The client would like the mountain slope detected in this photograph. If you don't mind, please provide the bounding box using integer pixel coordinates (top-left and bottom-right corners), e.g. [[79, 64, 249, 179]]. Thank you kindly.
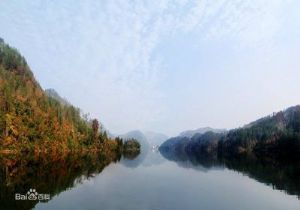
[[220, 106, 300, 159], [160, 106, 300, 161], [0, 39, 116, 153]]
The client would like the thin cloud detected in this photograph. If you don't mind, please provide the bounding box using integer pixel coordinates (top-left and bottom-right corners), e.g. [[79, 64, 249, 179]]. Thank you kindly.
[[0, 0, 293, 135]]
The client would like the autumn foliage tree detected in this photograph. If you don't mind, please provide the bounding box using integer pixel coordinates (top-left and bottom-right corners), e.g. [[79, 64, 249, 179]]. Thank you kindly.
[[92, 119, 99, 143], [0, 39, 107, 153], [0, 38, 141, 160]]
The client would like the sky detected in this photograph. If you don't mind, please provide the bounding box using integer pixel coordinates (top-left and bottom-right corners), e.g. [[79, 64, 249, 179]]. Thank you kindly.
[[0, 0, 300, 136]]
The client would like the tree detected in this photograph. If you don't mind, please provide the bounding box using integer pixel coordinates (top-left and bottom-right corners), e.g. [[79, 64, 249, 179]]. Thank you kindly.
[[92, 119, 99, 142]]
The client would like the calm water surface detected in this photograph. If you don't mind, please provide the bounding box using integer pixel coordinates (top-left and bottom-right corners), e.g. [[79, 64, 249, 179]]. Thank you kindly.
[[32, 151, 300, 210]]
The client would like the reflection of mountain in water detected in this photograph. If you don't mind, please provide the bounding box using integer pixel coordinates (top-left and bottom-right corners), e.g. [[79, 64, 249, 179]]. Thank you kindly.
[[0, 150, 141, 210], [119, 130, 150, 168], [141, 150, 166, 167], [159, 145, 223, 172], [119, 130, 168, 168], [159, 148, 300, 197]]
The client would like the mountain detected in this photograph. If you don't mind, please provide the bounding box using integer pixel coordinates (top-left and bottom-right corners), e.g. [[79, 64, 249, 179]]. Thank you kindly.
[[119, 130, 150, 155], [119, 130, 168, 146], [120, 130, 148, 144], [0, 38, 120, 154], [160, 106, 300, 161], [118, 130, 149, 168], [180, 127, 226, 138], [220, 105, 300, 159], [144, 131, 168, 146], [161, 127, 225, 156], [118, 130, 168, 167]]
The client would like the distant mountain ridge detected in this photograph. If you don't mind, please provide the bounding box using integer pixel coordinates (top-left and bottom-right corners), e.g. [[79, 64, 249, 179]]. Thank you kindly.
[[179, 127, 226, 138], [160, 105, 300, 161], [144, 131, 168, 146], [119, 130, 148, 143], [119, 130, 168, 146]]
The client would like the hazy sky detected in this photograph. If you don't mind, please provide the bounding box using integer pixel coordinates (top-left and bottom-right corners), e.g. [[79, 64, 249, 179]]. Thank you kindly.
[[1, 0, 300, 136]]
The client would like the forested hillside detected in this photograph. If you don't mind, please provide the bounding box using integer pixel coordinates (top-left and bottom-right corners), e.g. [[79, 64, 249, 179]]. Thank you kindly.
[[160, 106, 300, 161], [0, 38, 125, 155], [219, 106, 300, 160]]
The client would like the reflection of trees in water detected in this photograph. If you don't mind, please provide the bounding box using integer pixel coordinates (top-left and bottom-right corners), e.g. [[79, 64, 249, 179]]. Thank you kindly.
[[159, 146, 222, 170], [120, 144, 149, 168], [123, 149, 140, 160], [220, 156, 300, 199], [0, 152, 122, 210], [159, 149, 300, 198]]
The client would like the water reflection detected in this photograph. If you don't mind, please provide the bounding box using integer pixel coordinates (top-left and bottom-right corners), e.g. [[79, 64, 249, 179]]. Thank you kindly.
[[120, 145, 165, 168], [1, 148, 299, 210], [159, 148, 300, 198], [0, 150, 140, 210]]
